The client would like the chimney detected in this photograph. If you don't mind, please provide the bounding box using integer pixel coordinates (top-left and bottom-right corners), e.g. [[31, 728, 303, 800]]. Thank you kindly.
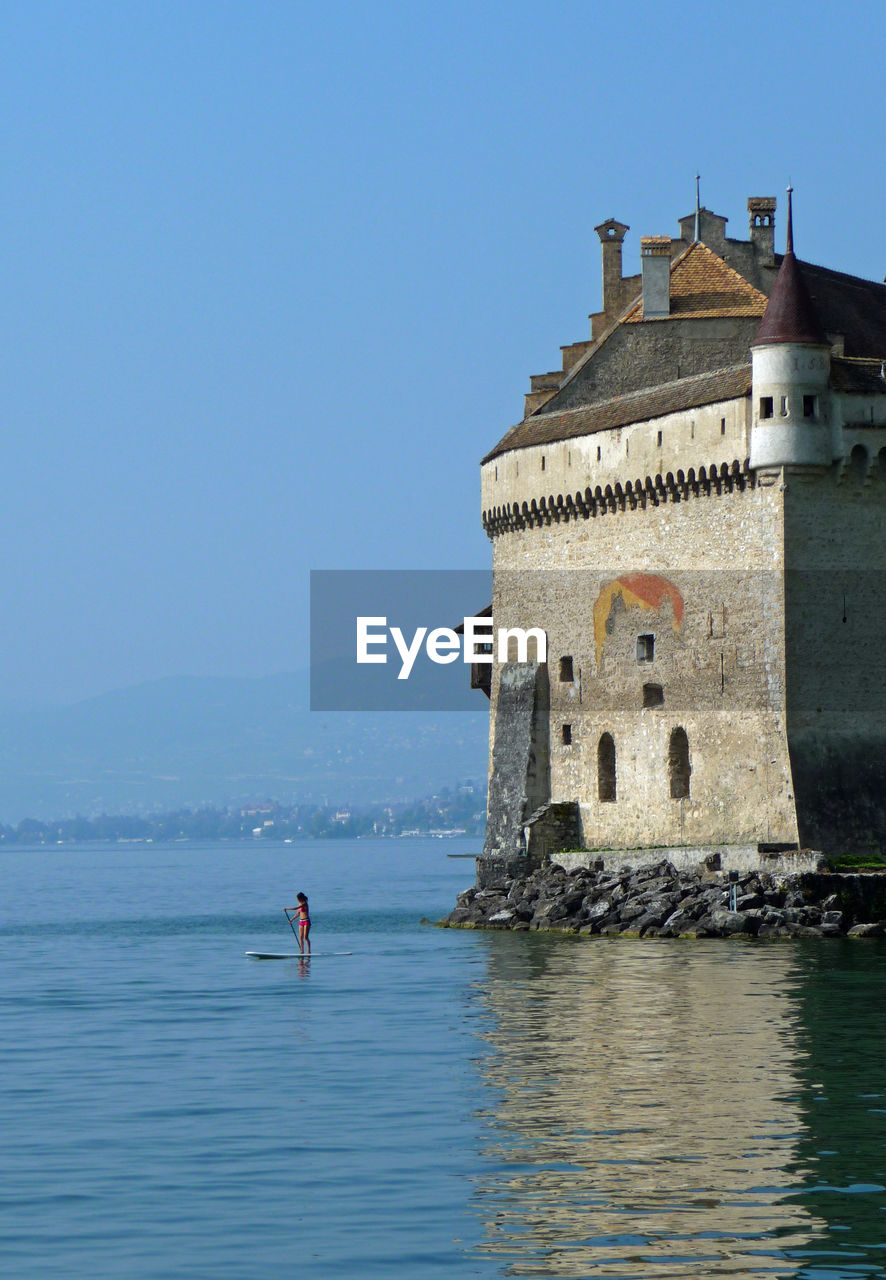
[[595, 218, 629, 315], [748, 196, 776, 261], [641, 236, 671, 319]]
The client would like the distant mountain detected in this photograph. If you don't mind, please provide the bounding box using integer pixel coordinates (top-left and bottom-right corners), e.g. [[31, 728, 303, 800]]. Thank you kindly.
[[0, 673, 489, 822]]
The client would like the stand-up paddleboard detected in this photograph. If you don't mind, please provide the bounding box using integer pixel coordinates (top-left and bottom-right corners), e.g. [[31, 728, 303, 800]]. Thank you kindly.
[[245, 951, 352, 960]]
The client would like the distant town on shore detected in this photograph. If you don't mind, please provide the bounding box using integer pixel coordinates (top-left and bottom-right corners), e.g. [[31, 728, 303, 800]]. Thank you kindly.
[[0, 782, 486, 845]]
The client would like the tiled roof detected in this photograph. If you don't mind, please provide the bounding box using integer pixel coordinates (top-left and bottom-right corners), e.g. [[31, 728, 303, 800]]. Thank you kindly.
[[483, 365, 751, 462], [623, 242, 768, 322], [753, 250, 827, 346], [831, 357, 886, 393], [796, 260, 886, 358]]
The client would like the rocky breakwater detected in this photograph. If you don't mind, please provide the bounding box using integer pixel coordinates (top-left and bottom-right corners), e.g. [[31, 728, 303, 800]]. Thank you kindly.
[[440, 860, 886, 939]]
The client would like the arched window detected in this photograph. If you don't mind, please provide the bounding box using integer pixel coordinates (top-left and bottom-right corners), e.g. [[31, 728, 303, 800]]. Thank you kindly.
[[598, 733, 616, 802], [669, 727, 691, 799], [850, 444, 868, 483]]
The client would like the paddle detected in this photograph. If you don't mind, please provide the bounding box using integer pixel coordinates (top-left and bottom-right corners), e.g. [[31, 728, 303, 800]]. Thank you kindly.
[[283, 907, 299, 942]]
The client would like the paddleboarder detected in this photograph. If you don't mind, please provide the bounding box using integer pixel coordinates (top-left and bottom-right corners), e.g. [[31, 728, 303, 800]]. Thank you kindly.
[[284, 892, 311, 955]]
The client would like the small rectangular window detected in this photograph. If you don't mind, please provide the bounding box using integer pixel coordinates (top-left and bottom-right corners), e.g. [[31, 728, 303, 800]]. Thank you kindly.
[[642, 682, 664, 708], [760, 396, 774, 419], [636, 634, 655, 663], [803, 395, 816, 418], [559, 655, 574, 682], [561, 723, 572, 746]]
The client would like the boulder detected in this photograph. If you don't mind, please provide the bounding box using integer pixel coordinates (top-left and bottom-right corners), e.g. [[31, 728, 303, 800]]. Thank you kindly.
[[661, 907, 696, 935], [710, 909, 754, 935], [546, 891, 586, 920], [584, 899, 612, 923], [848, 922, 884, 938]]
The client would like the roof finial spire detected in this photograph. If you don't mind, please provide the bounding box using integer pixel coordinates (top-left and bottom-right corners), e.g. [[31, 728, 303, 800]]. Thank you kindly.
[[694, 172, 701, 242], [786, 183, 794, 255]]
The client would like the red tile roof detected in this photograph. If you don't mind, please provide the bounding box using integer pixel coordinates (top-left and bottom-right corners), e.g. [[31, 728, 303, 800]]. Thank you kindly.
[[624, 242, 768, 322]]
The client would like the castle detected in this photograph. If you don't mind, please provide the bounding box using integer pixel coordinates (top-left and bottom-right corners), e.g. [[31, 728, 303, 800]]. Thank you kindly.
[[478, 190, 886, 880]]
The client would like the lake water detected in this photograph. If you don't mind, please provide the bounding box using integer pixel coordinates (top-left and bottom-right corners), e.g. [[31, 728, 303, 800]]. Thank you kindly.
[[2, 838, 886, 1278]]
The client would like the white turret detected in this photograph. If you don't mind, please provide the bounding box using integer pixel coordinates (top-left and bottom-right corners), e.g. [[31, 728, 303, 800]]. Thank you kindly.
[[749, 189, 832, 469]]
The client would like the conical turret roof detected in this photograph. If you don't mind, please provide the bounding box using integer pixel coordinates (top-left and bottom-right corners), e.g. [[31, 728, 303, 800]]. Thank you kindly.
[[753, 189, 828, 347]]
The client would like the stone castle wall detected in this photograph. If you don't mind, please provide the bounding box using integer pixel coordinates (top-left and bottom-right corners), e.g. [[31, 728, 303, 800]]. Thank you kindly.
[[486, 477, 799, 852], [781, 460, 886, 850], [544, 318, 760, 413], [482, 394, 750, 529]]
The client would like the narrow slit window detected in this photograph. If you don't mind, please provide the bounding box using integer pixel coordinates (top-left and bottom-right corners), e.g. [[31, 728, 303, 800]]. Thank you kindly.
[[541, 455, 546, 471], [669, 727, 691, 799], [780, 396, 788, 416], [759, 396, 774, 419], [598, 733, 616, 802], [636, 634, 655, 663], [559, 655, 574, 683], [657, 430, 663, 446], [561, 723, 572, 746], [720, 417, 726, 436], [597, 446, 601, 461]]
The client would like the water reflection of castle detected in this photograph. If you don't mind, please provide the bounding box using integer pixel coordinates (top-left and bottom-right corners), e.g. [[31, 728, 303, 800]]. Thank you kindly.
[[469, 938, 826, 1277]]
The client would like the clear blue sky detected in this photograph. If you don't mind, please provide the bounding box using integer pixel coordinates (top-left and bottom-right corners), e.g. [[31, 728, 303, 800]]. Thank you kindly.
[[1, 0, 882, 703]]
